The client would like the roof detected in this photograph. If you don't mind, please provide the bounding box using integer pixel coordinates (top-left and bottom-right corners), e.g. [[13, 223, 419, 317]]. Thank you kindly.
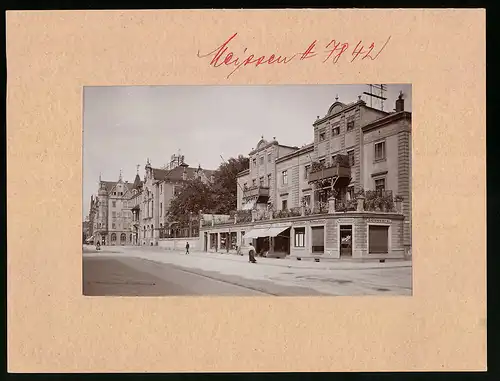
[[100, 181, 133, 193], [361, 111, 412, 132], [132, 174, 143, 190], [151, 165, 216, 182]]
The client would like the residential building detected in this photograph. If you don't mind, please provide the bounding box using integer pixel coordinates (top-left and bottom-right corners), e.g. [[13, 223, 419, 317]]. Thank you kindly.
[[88, 154, 215, 247], [201, 92, 412, 259]]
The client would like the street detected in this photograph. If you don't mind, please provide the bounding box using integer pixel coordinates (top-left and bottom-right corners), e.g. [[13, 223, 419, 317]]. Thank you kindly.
[[82, 246, 412, 296]]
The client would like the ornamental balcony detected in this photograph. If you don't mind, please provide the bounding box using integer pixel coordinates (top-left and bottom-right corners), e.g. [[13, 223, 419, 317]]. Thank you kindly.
[[308, 164, 351, 184], [243, 186, 270, 200]]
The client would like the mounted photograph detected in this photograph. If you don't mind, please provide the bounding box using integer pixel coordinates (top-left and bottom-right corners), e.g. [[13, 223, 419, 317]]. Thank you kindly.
[[82, 84, 412, 296]]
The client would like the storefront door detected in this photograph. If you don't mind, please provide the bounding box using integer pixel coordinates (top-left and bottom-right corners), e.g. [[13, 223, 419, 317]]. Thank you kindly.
[[339, 225, 352, 257]]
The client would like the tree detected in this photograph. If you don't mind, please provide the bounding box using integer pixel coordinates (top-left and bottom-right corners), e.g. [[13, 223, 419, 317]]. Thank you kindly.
[[210, 155, 249, 214], [166, 178, 214, 226]]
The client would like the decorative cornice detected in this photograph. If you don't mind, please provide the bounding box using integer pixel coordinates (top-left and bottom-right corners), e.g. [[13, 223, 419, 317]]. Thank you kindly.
[[362, 111, 412, 133]]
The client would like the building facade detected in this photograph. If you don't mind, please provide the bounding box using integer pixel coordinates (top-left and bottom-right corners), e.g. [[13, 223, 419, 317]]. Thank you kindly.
[[201, 93, 412, 259], [88, 154, 215, 247]]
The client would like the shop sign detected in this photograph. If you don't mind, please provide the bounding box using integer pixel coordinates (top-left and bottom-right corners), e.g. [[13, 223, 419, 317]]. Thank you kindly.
[[367, 218, 391, 224]]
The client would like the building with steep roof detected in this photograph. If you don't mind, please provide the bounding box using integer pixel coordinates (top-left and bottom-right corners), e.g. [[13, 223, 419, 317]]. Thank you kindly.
[[89, 171, 135, 246], [88, 156, 216, 246]]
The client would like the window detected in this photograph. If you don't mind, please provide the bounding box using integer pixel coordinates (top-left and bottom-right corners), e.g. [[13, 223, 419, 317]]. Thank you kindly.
[[268, 153, 272, 163], [112, 223, 116, 229], [304, 165, 311, 179], [319, 132, 326, 141], [369, 225, 389, 253], [347, 150, 355, 166], [282, 170, 288, 185], [160, 184, 162, 193], [252, 179, 256, 187], [332, 126, 340, 136], [260, 156, 264, 165], [346, 120, 355, 131], [282, 200, 288, 210], [294, 227, 305, 247], [375, 141, 386, 161], [113, 192, 116, 195], [347, 186, 355, 200], [319, 159, 326, 165], [259, 177, 264, 187], [375, 178, 386, 192], [112, 211, 116, 218], [302, 194, 311, 207], [267, 174, 271, 186], [253, 158, 257, 167], [173, 186, 181, 196], [160, 203, 163, 215], [243, 182, 248, 189], [111, 233, 116, 242], [112, 201, 116, 207]]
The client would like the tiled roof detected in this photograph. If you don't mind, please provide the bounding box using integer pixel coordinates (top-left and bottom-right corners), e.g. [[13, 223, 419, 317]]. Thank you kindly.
[[132, 174, 143, 189], [100, 181, 133, 193], [150, 165, 215, 182]]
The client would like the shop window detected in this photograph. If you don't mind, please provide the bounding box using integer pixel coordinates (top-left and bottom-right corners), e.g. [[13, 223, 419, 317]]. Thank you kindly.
[[311, 226, 325, 253], [294, 227, 305, 247], [369, 225, 389, 253]]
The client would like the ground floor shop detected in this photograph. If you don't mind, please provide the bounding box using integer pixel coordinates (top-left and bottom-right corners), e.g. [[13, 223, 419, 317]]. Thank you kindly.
[[200, 212, 407, 259]]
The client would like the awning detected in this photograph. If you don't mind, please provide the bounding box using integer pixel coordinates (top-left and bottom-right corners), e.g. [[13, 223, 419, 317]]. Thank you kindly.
[[266, 226, 291, 238], [244, 228, 270, 239]]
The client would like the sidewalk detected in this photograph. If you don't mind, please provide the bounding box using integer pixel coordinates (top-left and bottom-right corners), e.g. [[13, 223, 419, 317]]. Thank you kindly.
[[85, 245, 412, 271]]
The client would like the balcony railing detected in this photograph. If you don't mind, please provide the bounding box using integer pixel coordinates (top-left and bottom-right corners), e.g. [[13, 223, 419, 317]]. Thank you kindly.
[[308, 164, 351, 182], [243, 186, 270, 199]]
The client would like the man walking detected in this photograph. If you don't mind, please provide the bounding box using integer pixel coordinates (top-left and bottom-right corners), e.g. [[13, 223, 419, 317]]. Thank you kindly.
[[248, 242, 257, 263], [185, 241, 190, 255]]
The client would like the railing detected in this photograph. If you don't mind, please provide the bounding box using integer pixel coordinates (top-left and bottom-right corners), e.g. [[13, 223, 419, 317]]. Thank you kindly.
[[243, 186, 270, 199], [308, 165, 351, 182]]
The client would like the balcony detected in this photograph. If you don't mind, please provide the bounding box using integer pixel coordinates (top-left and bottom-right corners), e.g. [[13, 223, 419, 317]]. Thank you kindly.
[[308, 164, 351, 183], [243, 186, 270, 199]]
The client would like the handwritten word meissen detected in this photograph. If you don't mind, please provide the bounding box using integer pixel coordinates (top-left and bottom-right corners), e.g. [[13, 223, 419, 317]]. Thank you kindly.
[[197, 33, 391, 79]]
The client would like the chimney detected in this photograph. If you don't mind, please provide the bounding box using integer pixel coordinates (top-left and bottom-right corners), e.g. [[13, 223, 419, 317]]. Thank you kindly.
[[396, 91, 404, 112]]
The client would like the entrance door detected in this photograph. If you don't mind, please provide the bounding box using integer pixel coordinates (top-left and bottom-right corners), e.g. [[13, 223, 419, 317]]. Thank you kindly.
[[204, 232, 208, 252], [339, 225, 353, 257]]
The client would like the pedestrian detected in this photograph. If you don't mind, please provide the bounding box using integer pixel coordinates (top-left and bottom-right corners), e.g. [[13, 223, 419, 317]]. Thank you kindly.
[[248, 242, 257, 263], [185, 241, 190, 255], [96, 241, 101, 251]]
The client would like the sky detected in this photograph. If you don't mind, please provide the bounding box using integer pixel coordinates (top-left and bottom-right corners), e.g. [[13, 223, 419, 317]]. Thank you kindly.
[[83, 84, 412, 216]]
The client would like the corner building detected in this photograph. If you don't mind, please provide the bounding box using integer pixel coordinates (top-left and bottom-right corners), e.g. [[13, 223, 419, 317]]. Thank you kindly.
[[201, 93, 412, 259]]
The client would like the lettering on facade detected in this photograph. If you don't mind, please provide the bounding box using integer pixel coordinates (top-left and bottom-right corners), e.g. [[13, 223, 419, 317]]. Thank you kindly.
[[367, 218, 392, 224]]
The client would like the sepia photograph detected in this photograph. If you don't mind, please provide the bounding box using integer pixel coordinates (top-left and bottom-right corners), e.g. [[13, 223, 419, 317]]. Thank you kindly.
[[83, 84, 413, 296]]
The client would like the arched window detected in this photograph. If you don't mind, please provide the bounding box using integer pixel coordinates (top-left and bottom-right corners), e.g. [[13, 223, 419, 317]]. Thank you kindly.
[[111, 233, 117, 242], [120, 233, 126, 243]]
